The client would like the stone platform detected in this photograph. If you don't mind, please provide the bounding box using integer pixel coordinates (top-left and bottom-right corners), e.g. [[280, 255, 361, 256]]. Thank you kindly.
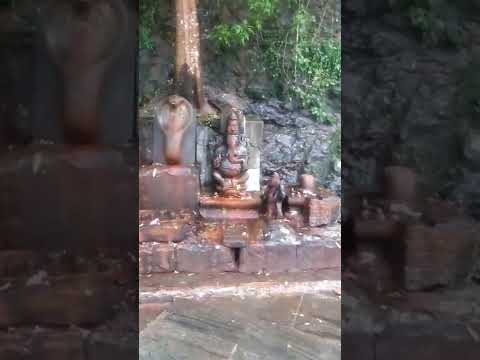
[[0, 145, 137, 250], [139, 221, 341, 275]]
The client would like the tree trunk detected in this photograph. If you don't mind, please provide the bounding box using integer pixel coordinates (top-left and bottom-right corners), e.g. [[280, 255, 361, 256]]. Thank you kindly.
[[175, 0, 206, 110]]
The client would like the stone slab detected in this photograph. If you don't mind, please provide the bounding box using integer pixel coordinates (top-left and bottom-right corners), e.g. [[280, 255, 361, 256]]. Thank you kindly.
[[238, 244, 267, 273], [239, 243, 297, 274], [139, 221, 192, 243], [223, 223, 249, 248], [404, 221, 477, 290], [0, 146, 137, 251], [246, 168, 261, 192], [245, 120, 263, 170], [176, 242, 236, 273], [139, 165, 199, 211], [265, 244, 298, 273], [196, 125, 214, 188], [245, 120, 263, 192], [297, 239, 341, 270], [139, 242, 175, 275], [199, 207, 259, 221]]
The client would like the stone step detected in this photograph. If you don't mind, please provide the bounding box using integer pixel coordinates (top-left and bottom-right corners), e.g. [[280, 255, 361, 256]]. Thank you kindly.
[[139, 231, 340, 275]]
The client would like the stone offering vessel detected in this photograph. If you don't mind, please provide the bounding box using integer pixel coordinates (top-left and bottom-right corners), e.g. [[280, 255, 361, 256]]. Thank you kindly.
[[212, 108, 249, 197], [154, 95, 195, 165], [44, 0, 128, 144]]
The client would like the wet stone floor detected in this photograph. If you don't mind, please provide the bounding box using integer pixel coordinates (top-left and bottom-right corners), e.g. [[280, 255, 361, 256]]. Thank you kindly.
[[140, 290, 340, 360]]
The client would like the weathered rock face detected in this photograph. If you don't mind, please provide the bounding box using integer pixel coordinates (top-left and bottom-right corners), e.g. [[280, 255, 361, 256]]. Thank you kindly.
[[138, 2, 341, 193], [247, 100, 340, 191], [343, 4, 480, 218]]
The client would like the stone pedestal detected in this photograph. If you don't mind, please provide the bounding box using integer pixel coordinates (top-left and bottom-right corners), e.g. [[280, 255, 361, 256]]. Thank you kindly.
[[199, 195, 261, 221], [404, 221, 477, 290], [139, 165, 199, 211]]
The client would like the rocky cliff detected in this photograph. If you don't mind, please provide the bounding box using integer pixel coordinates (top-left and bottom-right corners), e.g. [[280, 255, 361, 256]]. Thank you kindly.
[[343, 0, 480, 217]]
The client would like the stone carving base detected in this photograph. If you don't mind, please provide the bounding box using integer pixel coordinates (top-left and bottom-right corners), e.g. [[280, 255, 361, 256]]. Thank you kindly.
[[199, 194, 261, 220], [139, 165, 200, 211]]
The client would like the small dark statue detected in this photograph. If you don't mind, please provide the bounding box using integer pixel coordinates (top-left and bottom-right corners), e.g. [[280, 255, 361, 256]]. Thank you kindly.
[[263, 173, 286, 219]]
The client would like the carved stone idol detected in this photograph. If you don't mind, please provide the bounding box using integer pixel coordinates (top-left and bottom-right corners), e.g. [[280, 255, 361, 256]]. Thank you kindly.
[[212, 108, 249, 197], [44, 0, 128, 143], [154, 95, 195, 165], [263, 173, 286, 219]]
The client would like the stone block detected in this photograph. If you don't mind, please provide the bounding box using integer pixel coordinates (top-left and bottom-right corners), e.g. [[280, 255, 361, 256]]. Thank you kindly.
[[423, 198, 465, 224], [238, 244, 266, 273], [139, 165, 199, 211], [0, 146, 137, 251], [307, 197, 341, 227], [223, 223, 249, 248], [199, 208, 259, 221], [297, 239, 341, 270], [176, 242, 236, 273], [265, 244, 298, 273], [139, 243, 175, 275], [404, 221, 477, 290], [139, 221, 192, 243]]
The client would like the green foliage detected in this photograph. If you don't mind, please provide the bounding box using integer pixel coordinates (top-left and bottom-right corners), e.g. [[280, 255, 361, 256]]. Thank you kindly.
[[211, 0, 340, 124], [197, 112, 221, 128], [210, 20, 256, 48], [210, 0, 279, 48], [139, 0, 160, 50]]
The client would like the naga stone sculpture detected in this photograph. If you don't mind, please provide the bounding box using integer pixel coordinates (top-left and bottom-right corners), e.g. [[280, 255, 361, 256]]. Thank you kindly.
[[44, 0, 128, 144], [212, 108, 249, 197], [263, 173, 286, 219], [153, 95, 195, 165]]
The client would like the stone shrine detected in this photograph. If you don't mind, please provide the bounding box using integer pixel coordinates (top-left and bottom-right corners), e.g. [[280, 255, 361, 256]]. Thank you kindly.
[[140, 95, 199, 211], [139, 99, 341, 274]]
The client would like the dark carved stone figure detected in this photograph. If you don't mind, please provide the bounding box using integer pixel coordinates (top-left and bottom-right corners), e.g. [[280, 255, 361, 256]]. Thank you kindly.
[[44, 0, 128, 144], [212, 108, 249, 197], [263, 173, 286, 219]]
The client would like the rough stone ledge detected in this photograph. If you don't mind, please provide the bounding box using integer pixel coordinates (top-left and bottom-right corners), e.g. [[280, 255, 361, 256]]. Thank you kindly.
[[140, 278, 341, 302], [139, 236, 341, 275]]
